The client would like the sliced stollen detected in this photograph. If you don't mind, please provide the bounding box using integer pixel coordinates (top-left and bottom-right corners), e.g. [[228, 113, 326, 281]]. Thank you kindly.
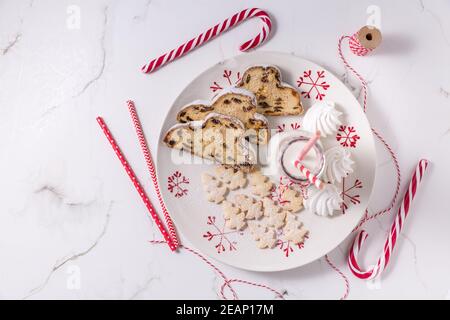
[[176, 88, 269, 144], [237, 65, 304, 116], [163, 113, 256, 172]]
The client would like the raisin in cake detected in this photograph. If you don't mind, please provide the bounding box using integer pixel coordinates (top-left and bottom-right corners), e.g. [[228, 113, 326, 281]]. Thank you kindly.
[[238, 65, 303, 116], [176, 88, 269, 144], [164, 113, 255, 172]]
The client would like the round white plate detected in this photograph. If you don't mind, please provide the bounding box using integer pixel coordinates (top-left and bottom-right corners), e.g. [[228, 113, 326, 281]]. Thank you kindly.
[[157, 51, 376, 272]]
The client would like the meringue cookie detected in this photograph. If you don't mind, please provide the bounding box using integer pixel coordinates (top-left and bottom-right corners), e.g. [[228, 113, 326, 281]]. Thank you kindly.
[[305, 184, 342, 217], [302, 101, 342, 137], [324, 146, 354, 183]]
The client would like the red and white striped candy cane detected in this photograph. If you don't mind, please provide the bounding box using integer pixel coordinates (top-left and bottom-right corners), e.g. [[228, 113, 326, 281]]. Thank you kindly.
[[141, 8, 272, 74], [294, 161, 325, 190], [348, 159, 429, 280]]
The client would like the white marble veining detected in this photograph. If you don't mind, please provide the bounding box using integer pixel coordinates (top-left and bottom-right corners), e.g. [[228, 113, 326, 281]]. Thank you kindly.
[[0, 0, 449, 299]]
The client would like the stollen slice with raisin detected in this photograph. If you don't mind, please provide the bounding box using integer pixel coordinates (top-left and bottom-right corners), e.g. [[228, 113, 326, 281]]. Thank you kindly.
[[237, 65, 303, 116], [163, 113, 256, 172], [176, 87, 269, 144]]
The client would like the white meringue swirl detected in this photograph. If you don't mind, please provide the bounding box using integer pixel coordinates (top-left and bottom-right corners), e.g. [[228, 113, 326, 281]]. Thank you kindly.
[[302, 101, 342, 137], [324, 146, 354, 183], [305, 184, 342, 217]]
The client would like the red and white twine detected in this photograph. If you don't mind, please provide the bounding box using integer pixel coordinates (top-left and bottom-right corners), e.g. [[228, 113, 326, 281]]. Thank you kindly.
[[338, 35, 369, 112], [141, 8, 272, 74], [325, 31, 429, 293], [348, 32, 374, 56], [339, 33, 402, 227], [325, 254, 350, 300], [149, 240, 285, 300], [354, 127, 402, 230]]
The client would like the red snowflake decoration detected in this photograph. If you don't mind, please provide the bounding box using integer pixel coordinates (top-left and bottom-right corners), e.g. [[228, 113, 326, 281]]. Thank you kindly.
[[276, 122, 301, 133], [297, 70, 330, 100], [290, 122, 301, 130], [340, 178, 363, 214], [275, 230, 309, 258], [336, 125, 361, 148], [210, 69, 242, 92], [167, 171, 189, 198], [203, 216, 242, 253], [276, 124, 286, 133]]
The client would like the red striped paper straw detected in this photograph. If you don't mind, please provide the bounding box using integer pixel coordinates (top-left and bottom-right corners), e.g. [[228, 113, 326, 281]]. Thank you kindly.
[[348, 159, 429, 279], [126, 100, 179, 249], [294, 161, 325, 190], [297, 131, 321, 161], [96, 116, 177, 251]]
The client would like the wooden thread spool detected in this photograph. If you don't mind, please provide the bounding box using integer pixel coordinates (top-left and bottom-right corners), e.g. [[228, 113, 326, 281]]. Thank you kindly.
[[348, 26, 382, 56]]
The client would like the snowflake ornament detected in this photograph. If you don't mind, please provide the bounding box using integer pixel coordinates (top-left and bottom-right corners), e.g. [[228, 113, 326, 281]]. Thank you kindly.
[[336, 125, 361, 148], [297, 70, 330, 100], [210, 69, 242, 92], [340, 178, 363, 214], [167, 171, 190, 198], [203, 216, 242, 254]]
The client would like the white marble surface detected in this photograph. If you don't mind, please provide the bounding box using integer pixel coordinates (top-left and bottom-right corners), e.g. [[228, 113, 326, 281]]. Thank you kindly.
[[0, 0, 449, 299]]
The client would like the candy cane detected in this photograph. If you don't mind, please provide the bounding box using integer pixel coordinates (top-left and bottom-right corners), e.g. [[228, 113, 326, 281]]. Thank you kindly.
[[294, 161, 325, 190], [348, 159, 429, 280], [141, 8, 272, 74]]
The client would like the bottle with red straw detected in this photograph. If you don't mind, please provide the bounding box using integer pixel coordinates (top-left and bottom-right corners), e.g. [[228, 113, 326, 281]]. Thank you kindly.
[[293, 130, 325, 190]]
